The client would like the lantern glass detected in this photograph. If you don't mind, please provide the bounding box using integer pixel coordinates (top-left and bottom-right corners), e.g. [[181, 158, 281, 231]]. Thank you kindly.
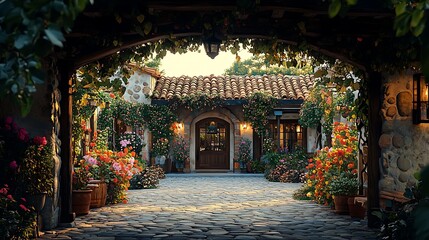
[[413, 74, 429, 123]]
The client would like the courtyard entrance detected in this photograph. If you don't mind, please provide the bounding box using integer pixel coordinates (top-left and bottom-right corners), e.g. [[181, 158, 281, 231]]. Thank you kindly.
[[196, 118, 230, 170], [45, 175, 378, 239]]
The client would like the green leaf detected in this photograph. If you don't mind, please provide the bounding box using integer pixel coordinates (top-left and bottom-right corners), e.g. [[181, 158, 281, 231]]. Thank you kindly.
[[137, 14, 145, 23], [75, 0, 88, 12], [412, 20, 426, 36], [14, 35, 31, 49], [44, 26, 65, 47], [144, 22, 152, 35], [411, 9, 424, 28], [346, 0, 357, 6], [395, 2, 407, 16], [313, 69, 328, 78], [394, 13, 411, 36], [328, 0, 341, 18], [19, 95, 33, 117]]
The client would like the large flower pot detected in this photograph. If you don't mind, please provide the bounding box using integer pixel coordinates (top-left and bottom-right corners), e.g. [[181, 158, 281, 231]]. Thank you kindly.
[[88, 180, 107, 208], [72, 189, 92, 216], [348, 196, 366, 219], [333, 195, 349, 215]]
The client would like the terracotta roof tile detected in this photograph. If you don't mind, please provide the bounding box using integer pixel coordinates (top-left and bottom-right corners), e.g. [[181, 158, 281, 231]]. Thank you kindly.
[[152, 74, 315, 100]]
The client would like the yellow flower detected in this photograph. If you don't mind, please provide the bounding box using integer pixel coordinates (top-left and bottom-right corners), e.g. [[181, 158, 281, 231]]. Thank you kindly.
[[325, 181, 329, 185], [312, 170, 316, 174], [306, 192, 312, 197]]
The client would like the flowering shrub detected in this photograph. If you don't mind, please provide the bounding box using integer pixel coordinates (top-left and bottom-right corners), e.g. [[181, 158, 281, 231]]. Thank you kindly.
[[237, 138, 252, 163], [0, 117, 29, 191], [129, 166, 164, 189], [73, 160, 92, 190], [0, 185, 36, 239], [171, 136, 189, 163], [117, 132, 144, 155], [304, 122, 358, 205], [152, 138, 169, 157], [81, 147, 143, 204], [266, 159, 303, 183], [20, 136, 54, 196], [265, 147, 308, 183]]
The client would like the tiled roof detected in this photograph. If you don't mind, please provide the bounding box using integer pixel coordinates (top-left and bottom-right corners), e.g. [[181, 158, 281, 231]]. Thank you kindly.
[[152, 75, 314, 100]]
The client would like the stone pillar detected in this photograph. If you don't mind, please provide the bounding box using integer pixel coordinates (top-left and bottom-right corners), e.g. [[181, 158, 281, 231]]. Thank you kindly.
[[367, 71, 382, 228]]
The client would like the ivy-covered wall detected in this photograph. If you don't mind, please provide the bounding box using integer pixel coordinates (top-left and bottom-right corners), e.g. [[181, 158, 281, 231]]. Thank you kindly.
[[379, 73, 429, 192]]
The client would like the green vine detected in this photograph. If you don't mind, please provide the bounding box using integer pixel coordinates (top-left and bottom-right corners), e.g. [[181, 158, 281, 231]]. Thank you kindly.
[[243, 92, 277, 136], [169, 93, 224, 112]]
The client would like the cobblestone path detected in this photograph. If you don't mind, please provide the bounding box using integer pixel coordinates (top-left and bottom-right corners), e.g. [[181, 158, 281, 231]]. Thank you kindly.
[[42, 175, 379, 239]]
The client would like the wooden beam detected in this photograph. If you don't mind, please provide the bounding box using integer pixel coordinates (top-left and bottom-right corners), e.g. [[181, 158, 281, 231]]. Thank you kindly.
[[367, 71, 382, 228], [58, 61, 75, 223], [73, 32, 202, 68]]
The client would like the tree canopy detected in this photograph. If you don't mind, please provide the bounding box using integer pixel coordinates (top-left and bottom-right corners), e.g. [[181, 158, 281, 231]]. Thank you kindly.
[[224, 55, 313, 76]]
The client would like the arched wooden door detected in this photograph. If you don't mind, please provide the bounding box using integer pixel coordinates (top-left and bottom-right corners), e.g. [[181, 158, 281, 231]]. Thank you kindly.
[[196, 118, 230, 169]]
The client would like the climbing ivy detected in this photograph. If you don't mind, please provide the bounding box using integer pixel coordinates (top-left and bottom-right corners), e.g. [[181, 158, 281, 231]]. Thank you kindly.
[[243, 92, 277, 136]]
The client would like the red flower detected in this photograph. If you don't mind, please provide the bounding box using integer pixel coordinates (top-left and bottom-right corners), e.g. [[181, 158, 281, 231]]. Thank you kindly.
[[9, 161, 18, 169], [18, 128, 29, 141], [19, 204, 30, 212], [33, 136, 47, 146]]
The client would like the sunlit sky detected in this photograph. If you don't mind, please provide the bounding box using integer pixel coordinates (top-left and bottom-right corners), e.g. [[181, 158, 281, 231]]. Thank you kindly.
[[159, 46, 253, 76]]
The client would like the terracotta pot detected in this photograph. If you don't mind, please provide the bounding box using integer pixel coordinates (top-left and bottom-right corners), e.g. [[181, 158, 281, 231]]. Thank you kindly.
[[348, 196, 366, 219], [72, 189, 92, 216], [246, 162, 252, 173], [333, 195, 349, 215]]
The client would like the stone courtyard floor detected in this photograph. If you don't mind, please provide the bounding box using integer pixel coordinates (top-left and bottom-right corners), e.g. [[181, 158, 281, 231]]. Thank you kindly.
[[42, 174, 379, 240]]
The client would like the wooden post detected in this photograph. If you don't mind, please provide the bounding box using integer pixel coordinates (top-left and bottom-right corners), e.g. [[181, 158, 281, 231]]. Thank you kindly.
[[367, 71, 382, 228], [58, 61, 75, 223]]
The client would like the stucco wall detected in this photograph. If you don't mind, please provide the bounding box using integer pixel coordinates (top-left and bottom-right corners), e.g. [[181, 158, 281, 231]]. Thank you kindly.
[[379, 73, 429, 192]]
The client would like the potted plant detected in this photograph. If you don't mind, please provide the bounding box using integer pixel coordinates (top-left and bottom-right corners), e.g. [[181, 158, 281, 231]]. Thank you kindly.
[[152, 138, 169, 166], [329, 172, 359, 214], [20, 136, 54, 212], [171, 136, 189, 172], [72, 160, 93, 216], [237, 138, 252, 173]]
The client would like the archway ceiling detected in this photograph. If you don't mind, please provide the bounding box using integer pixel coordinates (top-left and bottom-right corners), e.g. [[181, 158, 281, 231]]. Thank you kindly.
[[65, 0, 399, 69]]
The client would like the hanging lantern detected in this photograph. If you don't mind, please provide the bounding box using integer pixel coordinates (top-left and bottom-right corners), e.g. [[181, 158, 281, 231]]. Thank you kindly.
[[207, 121, 218, 134]]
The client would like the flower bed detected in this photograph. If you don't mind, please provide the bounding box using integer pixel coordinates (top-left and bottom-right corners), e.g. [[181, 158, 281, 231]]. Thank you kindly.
[[303, 122, 358, 205]]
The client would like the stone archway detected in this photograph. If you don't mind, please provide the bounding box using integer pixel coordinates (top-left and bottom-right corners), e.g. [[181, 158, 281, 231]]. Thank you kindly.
[[185, 109, 241, 172]]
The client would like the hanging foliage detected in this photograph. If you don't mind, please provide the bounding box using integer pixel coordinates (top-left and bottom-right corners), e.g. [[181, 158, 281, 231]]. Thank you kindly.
[[243, 92, 277, 136], [169, 93, 224, 112]]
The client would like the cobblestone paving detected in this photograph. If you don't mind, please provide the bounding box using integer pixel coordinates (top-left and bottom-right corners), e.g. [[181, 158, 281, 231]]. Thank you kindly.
[[42, 175, 379, 239]]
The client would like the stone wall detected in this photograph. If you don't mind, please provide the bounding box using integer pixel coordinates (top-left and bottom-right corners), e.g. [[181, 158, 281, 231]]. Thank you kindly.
[[379, 73, 429, 192]]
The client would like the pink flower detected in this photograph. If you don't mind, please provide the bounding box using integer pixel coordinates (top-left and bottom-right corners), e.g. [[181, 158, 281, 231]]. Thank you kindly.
[[33, 136, 47, 146], [21, 198, 26, 202], [7, 194, 14, 201], [0, 188, 7, 195], [18, 128, 29, 141], [9, 161, 18, 169], [113, 162, 121, 171], [19, 204, 30, 212]]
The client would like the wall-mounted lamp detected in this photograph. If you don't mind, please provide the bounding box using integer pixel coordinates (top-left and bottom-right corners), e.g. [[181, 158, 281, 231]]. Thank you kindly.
[[176, 122, 183, 130], [241, 122, 248, 130], [413, 74, 429, 124]]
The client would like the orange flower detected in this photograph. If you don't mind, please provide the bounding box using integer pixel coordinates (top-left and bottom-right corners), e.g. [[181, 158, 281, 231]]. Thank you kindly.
[[347, 162, 355, 169]]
